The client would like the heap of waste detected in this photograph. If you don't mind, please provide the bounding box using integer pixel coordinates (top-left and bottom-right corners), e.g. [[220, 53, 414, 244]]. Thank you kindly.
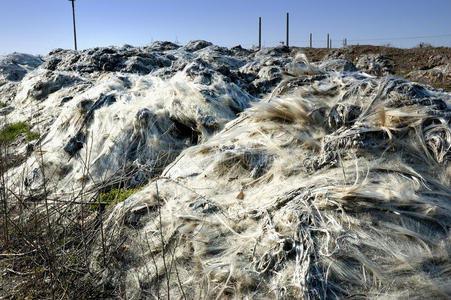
[[1, 41, 450, 299]]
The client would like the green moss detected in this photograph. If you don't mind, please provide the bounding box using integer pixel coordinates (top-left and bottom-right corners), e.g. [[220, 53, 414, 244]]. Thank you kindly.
[[0, 101, 7, 108], [91, 187, 142, 211], [0, 122, 39, 144]]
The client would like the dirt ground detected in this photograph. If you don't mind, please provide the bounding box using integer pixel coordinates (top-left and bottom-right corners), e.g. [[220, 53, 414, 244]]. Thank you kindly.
[[295, 45, 451, 91]]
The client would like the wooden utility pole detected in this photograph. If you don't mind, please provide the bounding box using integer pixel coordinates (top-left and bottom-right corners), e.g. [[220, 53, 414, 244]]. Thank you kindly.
[[327, 33, 330, 49], [286, 13, 289, 47], [68, 0, 78, 51], [259, 17, 262, 50], [310, 33, 312, 48]]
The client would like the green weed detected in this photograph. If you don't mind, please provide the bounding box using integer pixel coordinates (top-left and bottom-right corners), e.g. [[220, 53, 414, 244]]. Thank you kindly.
[[91, 187, 142, 211], [0, 122, 39, 144]]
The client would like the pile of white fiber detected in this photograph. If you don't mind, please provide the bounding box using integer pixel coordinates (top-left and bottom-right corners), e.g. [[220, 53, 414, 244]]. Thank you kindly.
[[99, 58, 451, 299]]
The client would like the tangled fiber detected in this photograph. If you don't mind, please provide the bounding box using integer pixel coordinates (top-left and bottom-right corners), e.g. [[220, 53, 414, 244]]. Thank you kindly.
[[99, 59, 451, 299]]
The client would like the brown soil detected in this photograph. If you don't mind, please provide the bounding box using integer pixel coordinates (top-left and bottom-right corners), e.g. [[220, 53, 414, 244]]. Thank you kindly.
[[294, 45, 451, 91]]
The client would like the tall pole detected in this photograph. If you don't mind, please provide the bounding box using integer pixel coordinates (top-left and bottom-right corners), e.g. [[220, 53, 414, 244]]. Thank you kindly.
[[310, 33, 312, 48], [327, 33, 329, 49], [69, 0, 78, 51], [258, 17, 262, 50], [286, 13, 289, 47]]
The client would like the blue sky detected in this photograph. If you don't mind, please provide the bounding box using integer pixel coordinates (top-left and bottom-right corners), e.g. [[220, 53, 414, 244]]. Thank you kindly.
[[1, 0, 451, 55]]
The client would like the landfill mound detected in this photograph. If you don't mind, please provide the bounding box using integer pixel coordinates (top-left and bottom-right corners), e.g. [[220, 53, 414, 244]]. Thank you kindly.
[[2, 41, 290, 196], [101, 60, 451, 299], [1, 42, 450, 299]]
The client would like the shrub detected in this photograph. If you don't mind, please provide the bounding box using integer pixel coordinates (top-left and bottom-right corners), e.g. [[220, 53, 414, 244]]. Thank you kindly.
[[417, 42, 432, 48]]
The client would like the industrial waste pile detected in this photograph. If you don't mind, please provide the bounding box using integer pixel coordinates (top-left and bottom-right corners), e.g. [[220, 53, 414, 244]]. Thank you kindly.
[[1, 41, 450, 299]]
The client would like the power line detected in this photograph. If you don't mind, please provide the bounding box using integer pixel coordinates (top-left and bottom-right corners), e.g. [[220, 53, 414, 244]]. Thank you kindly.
[[348, 33, 451, 42], [249, 33, 451, 45]]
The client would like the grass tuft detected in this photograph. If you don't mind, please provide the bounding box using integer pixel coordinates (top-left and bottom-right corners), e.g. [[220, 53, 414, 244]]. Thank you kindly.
[[26, 131, 40, 142], [0, 122, 39, 144]]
